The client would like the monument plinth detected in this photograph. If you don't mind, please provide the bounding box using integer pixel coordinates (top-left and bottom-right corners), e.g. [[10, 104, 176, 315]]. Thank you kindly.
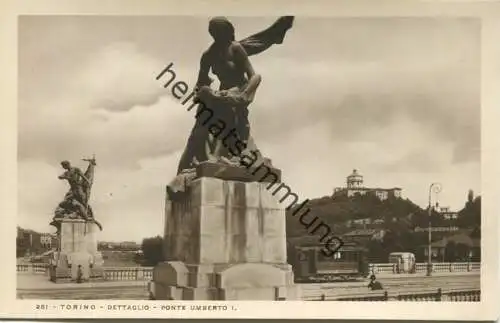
[[49, 156, 103, 283], [150, 172, 300, 300], [151, 16, 297, 300], [49, 217, 104, 283]]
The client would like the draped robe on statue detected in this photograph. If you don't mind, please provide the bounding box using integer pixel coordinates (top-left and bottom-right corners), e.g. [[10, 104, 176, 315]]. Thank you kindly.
[[171, 17, 294, 196]]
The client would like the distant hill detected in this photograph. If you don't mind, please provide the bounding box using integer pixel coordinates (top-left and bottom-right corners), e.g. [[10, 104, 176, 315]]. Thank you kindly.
[[285, 194, 425, 238], [285, 191, 481, 262]]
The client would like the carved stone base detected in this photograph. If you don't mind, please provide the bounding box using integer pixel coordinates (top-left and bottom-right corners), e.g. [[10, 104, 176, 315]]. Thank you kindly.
[[49, 218, 104, 283], [150, 262, 300, 300], [150, 177, 299, 300], [195, 161, 281, 184]]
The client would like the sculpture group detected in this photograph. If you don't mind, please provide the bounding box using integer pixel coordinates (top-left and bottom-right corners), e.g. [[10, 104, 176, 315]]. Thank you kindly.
[[179, 16, 293, 171], [48, 155, 104, 283], [151, 16, 301, 300], [46, 16, 297, 293], [51, 155, 102, 232], [168, 16, 294, 199]]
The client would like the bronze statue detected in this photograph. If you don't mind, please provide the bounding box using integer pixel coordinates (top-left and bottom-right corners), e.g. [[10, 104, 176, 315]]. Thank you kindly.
[[51, 156, 102, 232], [176, 16, 294, 174], [57, 160, 91, 217], [167, 17, 293, 199]]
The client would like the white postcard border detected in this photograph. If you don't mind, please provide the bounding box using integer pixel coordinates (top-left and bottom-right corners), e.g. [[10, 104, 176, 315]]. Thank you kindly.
[[1, 0, 498, 320]]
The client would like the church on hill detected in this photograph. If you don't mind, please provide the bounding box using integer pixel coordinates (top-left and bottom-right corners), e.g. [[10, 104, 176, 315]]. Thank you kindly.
[[333, 169, 402, 201]]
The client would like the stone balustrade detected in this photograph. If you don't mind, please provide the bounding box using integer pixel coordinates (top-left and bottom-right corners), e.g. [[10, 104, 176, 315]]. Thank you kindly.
[[310, 288, 480, 302], [17, 263, 479, 301], [17, 264, 154, 281], [17, 262, 480, 280], [103, 267, 153, 281], [369, 262, 480, 274], [17, 263, 50, 274]]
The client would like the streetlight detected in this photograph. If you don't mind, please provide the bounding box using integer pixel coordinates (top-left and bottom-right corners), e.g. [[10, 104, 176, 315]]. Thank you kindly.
[[427, 182, 442, 276]]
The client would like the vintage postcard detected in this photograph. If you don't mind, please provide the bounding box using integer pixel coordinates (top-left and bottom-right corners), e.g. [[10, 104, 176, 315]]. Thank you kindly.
[[1, 0, 499, 320]]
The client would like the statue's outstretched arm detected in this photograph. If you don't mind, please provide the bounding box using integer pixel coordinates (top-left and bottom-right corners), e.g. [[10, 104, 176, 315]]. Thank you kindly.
[[233, 43, 262, 100], [195, 52, 212, 88], [234, 42, 255, 78]]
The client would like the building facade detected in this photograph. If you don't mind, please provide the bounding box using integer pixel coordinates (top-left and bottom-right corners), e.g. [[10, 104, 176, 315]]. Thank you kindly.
[[436, 206, 458, 220], [98, 241, 140, 251], [420, 233, 480, 262], [333, 169, 402, 201], [40, 233, 57, 249], [343, 228, 386, 244]]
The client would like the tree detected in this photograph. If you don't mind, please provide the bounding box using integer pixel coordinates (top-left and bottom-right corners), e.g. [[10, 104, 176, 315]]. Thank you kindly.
[[470, 226, 481, 239], [457, 196, 481, 228], [455, 243, 470, 261], [366, 239, 387, 262], [467, 190, 474, 205], [16, 228, 45, 257], [141, 235, 164, 266], [16, 236, 29, 258], [445, 241, 457, 262]]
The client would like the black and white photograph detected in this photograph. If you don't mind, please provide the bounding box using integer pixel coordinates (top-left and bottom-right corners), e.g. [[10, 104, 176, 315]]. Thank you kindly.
[[15, 14, 483, 302], [4, 1, 499, 319]]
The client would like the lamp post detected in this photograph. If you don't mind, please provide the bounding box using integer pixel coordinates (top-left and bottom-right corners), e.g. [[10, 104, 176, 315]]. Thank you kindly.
[[427, 182, 442, 276]]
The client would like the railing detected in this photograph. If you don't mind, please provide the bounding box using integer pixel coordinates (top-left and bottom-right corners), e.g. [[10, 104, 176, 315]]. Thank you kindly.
[[369, 262, 480, 274], [103, 267, 153, 281], [310, 288, 480, 302], [18, 262, 480, 280], [17, 263, 154, 281], [16, 263, 50, 274]]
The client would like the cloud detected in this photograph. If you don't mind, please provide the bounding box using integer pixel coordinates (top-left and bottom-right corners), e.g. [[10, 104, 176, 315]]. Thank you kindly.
[[17, 16, 481, 240], [18, 154, 181, 241], [73, 42, 167, 112], [18, 39, 202, 168], [243, 55, 480, 166]]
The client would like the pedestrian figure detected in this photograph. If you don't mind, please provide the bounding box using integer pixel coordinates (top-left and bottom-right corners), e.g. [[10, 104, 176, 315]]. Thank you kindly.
[[368, 274, 384, 290], [76, 265, 83, 284]]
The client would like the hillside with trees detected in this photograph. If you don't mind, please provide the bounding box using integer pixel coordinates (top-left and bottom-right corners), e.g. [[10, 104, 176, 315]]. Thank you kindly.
[[285, 190, 481, 262], [285, 194, 425, 238]]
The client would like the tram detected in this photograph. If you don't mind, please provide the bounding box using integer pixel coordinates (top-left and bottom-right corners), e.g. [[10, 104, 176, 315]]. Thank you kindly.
[[288, 237, 370, 282]]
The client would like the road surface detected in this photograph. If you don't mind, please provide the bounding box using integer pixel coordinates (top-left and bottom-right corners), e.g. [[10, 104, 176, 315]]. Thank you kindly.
[[17, 272, 479, 300], [300, 272, 479, 300]]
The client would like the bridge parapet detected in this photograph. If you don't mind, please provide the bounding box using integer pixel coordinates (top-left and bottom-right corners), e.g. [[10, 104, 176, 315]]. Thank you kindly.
[[369, 262, 480, 274], [308, 287, 480, 302], [17, 263, 49, 274], [18, 262, 481, 281], [17, 264, 155, 281], [103, 267, 153, 281]]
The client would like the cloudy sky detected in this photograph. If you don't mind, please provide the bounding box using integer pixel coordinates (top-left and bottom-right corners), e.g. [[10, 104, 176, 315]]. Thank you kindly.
[[18, 16, 481, 242]]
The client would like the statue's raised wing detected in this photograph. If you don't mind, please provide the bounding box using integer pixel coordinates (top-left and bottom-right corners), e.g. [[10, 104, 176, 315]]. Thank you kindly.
[[82, 156, 96, 204], [238, 16, 294, 57]]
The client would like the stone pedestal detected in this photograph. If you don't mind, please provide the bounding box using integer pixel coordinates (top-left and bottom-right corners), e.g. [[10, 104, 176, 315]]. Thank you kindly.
[[49, 218, 104, 283], [150, 176, 300, 300]]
